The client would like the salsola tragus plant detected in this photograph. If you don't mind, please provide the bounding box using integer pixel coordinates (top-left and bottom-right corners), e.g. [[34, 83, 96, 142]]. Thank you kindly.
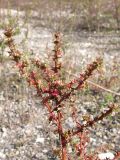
[[4, 28, 120, 160]]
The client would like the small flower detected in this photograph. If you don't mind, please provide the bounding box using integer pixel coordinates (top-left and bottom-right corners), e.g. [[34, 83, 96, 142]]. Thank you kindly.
[[4, 28, 13, 37], [16, 61, 26, 74], [51, 89, 59, 97]]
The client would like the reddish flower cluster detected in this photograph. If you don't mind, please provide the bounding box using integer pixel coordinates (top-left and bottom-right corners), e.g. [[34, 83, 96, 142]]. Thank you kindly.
[[4, 28, 119, 160], [16, 61, 27, 74]]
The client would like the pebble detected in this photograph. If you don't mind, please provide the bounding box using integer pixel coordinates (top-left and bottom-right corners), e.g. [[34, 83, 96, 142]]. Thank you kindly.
[[0, 152, 6, 159], [36, 136, 45, 144], [65, 117, 76, 129], [98, 152, 114, 160], [42, 149, 48, 153]]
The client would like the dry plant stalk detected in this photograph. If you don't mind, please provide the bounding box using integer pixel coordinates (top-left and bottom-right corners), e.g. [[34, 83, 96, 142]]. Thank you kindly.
[[4, 28, 120, 160]]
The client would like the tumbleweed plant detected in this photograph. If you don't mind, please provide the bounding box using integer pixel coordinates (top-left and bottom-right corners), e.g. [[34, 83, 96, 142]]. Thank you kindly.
[[4, 28, 120, 160]]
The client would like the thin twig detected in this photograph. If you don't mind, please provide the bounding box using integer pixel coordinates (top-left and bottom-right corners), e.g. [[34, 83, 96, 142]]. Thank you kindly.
[[87, 80, 120, 96], [65, 71, 120, 96]]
